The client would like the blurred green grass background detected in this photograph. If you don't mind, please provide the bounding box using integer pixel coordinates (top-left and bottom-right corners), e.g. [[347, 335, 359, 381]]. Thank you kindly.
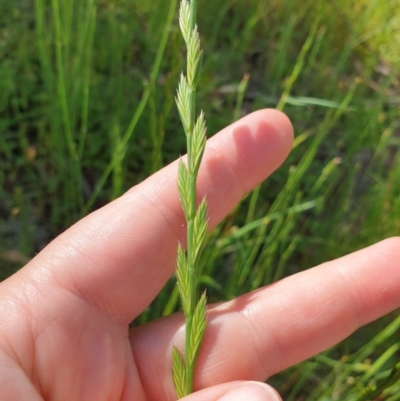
[[0, 0, 399, 398]]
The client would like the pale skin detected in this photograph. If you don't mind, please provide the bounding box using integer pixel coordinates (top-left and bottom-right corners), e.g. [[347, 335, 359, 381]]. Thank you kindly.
[[1, 109, 399, 401]]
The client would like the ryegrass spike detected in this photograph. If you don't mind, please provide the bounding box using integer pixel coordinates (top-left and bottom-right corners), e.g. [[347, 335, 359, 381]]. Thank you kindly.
[[173, 0, 208, 397]]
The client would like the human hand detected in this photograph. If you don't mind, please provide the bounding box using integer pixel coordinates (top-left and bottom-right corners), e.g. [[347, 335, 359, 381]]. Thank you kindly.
[[1, 110, 399, 401]]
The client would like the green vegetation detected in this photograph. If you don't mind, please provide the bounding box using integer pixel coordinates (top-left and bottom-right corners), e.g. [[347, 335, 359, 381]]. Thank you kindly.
[[0, 0, 399, 399]]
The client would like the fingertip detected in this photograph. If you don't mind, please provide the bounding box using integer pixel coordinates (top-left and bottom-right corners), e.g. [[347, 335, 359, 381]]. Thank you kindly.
[[254, 108, 294, 156], [181, 382, 281, 401], [377, 236, 400, 252], [216, 382, 281, 401], [220, 108, 293, 194], [252, 108, 294, 137]]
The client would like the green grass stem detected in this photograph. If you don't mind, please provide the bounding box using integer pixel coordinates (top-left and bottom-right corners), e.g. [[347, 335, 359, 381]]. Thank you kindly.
[[83, 0, 178, 213]]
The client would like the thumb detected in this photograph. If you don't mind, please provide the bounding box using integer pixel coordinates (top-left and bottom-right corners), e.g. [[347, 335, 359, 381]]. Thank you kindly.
[[181, 381, 282, 401]]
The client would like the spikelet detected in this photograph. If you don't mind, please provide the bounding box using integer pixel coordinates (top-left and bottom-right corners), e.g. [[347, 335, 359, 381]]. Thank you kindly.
[[172, 347, 186, 399]]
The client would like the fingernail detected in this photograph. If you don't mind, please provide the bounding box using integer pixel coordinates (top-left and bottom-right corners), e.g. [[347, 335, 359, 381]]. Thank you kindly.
[[217, 382, 281, 401]]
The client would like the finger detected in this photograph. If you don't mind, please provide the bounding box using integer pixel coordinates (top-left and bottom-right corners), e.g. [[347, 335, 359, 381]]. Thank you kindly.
[[17, 109, 293, 322], [182, 381, 281, 401], [131, 237, 400, 400]]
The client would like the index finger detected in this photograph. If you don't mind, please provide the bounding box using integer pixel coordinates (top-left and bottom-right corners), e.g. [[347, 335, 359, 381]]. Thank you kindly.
[[18, 109, 293, 323]]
